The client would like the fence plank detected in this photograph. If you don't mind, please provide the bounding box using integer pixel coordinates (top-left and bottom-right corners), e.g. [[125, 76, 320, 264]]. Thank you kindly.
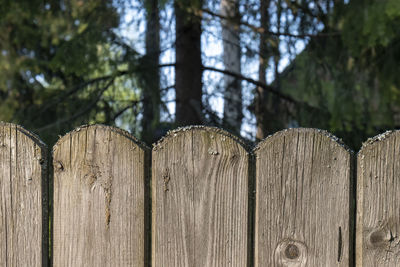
[[356, 131, 400, 266], [52, 125, 149, 266], [0, 122, 48, 267], [254, 128, 353, 266], [152, 126, 250, 266]]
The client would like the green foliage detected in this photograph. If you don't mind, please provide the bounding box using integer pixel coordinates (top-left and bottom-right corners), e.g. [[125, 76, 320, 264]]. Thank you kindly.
[[0, 0, 142, 144], [343, 0, 400, 51], [279, 0, 400, 149]]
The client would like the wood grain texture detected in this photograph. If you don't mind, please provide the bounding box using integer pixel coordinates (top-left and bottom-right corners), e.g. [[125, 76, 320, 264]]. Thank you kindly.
[[254, 128, 353, 266], [356, 131, 400, 266], [0, 122, 48, 267], [152, 126, 250, 266], [52, 125, 149, 267]]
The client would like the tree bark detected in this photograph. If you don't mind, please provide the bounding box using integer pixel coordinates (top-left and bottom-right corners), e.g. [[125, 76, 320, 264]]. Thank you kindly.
[[255, 0, 271, 140], [270, 0, 283, 132], [142, 0, 161, 144], [221, 0, 242, 135], [174, 0, 203, 126]]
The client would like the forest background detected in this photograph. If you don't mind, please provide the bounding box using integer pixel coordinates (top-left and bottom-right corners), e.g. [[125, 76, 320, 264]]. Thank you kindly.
[[1, 0, 399, 150]]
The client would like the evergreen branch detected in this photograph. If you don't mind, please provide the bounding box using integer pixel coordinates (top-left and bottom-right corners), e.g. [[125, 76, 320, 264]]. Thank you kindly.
[[34, 78, 115, 132], [34, 64, 174, 119], [202, 65, 326, 114], [202, 65, 296, 103], [200, 8, 339, 39]]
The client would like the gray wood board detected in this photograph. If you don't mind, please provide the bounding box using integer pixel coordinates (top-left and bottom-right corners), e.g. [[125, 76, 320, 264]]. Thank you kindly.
[[254, 128, 353, 266], [357, 131, 400, 266], [52, 125, 149, 266], [152, 127, 250, 266], [0, 122, 48, 267]]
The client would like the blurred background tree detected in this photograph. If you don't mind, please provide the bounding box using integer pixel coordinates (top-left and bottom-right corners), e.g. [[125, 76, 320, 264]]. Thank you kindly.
[[1, 0, 400, 149], [0, 0, 123, 144]]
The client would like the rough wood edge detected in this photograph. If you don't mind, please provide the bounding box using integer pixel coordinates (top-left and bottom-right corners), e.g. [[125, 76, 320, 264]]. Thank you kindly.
[[248, 152, 256, 267], [0, 121, 47, 149], [143, 142, 151, 267], [52, 124, 150, 153], [0, 121, 49, 267], [357, 130, 395, 155], [252, 127, 353, 154], [152, 125, 251, 152]]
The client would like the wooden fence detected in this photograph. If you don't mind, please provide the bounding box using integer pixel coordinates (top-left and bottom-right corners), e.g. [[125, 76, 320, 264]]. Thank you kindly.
[[0, 122, 399, 266]]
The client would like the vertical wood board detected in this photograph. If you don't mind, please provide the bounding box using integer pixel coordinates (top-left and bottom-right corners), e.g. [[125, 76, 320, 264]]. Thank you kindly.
[[357, 131, 400, 266], [52, 125, 149, 266], [0, 122, 48, 267], [254, 128, 353, 266], [152, 126, 250, 266]]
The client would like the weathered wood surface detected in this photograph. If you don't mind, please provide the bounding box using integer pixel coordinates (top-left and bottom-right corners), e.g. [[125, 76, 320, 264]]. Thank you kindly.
[[52, 125, 149, 266], [0, 122, 48, 267], [254, 128, 353, 266], [152, 127, 250, 266], [356, 131, 400, 266]]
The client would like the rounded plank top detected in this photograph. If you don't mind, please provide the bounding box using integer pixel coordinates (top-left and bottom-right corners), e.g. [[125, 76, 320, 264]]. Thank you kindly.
[[52, 124, 150, 267], [357, 130, 400, 266], [254, 128, 353, 266], [0, 122, 48, 267], [153, 125, 250, 152], [53, 124, 149, 153], [357, 130, 394, 155], [0, 121, 47, 150], [254, 127, 352, 154], [152, 126, 251, 267]]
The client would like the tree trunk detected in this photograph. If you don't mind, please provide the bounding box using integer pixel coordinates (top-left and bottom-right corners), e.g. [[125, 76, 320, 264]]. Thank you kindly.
[[270, 0, 283, 131], [221, 0, 242, 135], [255, 0, 271, 140], [174, 0, 203, 126], [142, 0, 161, 144]]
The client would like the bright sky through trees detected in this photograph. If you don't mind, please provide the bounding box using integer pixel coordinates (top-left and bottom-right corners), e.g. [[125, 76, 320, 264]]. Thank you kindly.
[[116, 1, 306, 139]]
